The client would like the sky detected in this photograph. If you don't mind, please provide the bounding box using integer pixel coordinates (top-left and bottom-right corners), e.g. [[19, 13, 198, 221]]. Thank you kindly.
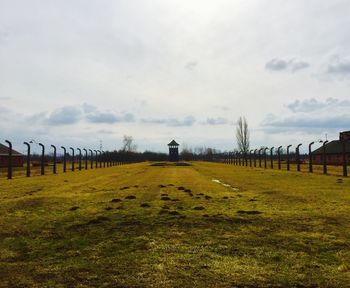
[[1, 0, 350, 153]]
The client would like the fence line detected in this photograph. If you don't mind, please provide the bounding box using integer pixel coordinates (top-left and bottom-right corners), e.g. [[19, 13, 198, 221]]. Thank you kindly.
[[219, 141, 348, 177], [0, 140, 139, 180]]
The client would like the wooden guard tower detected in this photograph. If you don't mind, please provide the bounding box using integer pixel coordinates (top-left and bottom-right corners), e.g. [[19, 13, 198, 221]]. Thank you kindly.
[[168, 140, 179, 162]]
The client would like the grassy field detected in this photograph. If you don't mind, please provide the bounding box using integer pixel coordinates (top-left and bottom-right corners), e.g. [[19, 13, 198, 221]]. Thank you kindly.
[[1, 161, 349, 179], [1, 162, 350, 287]]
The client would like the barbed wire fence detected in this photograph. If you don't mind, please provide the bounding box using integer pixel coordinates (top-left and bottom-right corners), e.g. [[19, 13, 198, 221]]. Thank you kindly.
[[0, 140, 145, 180], [216, 141, 349, 178]]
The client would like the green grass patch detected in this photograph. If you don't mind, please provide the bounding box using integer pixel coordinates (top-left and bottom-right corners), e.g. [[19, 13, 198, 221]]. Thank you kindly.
[[1, 162, 350, 287]]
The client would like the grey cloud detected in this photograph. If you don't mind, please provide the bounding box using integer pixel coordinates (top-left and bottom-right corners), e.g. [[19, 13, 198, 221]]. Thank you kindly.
[[287, 97, 350, 113], [265, 58, 310, 72], [28, 104, 135, 126], [86, 112, 119, 123], [262, 113, 350, 130], [82, 103, 97, 113], [185, 61, 198, 71], [86, 111, 135, 124], [47, 106, 82, 125], [82, 103, 135, 124], [141, 115, 196, 127], [0, 29, 8, 45], [0, 105, 13, 121], [327, 57, 350, 77], [203, 117, 229, 125]]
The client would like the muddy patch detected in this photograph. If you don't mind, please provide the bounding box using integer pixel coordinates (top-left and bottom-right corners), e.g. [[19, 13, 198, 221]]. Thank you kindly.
[[237, 210, 262, 215], [111, 198, 122, 203], [69, 206, 80, 211], [125, 195, 136, 200], [87, 216, 110, 225]]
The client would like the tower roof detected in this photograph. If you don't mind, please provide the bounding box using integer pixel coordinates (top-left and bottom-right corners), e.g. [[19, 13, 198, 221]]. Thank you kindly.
[[168, 140, 179, 146]]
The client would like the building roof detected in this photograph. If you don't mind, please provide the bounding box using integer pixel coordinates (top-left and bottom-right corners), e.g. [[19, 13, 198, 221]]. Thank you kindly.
[[0, 143, 24, 156], [312, 140, 350, 155], [168, 140, 179, 146]]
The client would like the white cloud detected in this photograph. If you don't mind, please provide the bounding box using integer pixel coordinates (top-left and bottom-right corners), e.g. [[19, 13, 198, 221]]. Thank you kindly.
[[1, 0, 350, 151]]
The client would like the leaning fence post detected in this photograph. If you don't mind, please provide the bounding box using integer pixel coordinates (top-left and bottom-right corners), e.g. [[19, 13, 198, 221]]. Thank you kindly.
[[270, 147, 274, 169], [94, 150, 98, 168], [249, 150, 253, 167], [254, 149, 257, 167], [70, 147, 75, 171], [77, 148, 82, 171], [287, 145, 292, 171], [103, 151, 106, 168], [264, 147, 268, 168], [277, 146, 282, 170], [258, 148, 262, 168], [5, 140, 12, 179], [296, 144, 302, 172], [24, 142, 31, 177], [83, 149, 88, 170], [89, 149, 93, 169], [39, 143, 45, 175], [98, 150, 102, 168], [51, 145, 57, 174], [308, 142, 314, 173], [323, 140, 329, 174], [61, 146, 66, 173]]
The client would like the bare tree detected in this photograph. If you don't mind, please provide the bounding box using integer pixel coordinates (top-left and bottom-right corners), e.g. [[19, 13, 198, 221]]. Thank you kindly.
[[236, 116, 250, 153], [122, 135, 137, 152]]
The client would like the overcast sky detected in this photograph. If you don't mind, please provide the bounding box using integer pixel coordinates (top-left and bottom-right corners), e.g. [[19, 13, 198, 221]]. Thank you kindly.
[[1, 0, 350, 153]]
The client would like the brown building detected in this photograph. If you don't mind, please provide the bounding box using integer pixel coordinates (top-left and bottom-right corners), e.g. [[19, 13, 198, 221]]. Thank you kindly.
[[0, 143, 25, 168], [312, 131, 350, 165]]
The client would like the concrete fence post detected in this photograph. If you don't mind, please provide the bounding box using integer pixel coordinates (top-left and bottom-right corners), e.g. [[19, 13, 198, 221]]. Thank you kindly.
[[51, 145, 57, 174], [277, 146, 282, 170], [270, 147, 274, 169], [308, 142, 314, 173], [296, 144, 302, 172], [323, 140, 329, 174], [39, 143, 45, 175], [5, 140, 12, 180], [61, 146, 67, 173], [287, 145, 292, 171], [24, 142, 31, 177], [70, 147, 75, 171]]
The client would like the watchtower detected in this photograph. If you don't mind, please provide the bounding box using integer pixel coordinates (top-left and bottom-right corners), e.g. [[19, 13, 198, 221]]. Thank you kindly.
[[168, 140, 179, 162]]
